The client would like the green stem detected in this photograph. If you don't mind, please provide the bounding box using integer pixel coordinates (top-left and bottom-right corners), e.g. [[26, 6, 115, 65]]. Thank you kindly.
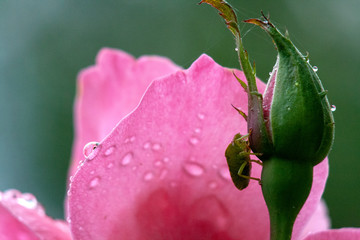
[[261, 157, 313, 240]]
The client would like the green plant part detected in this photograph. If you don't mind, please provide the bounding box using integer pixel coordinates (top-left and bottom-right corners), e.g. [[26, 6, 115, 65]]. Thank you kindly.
[[225, 133, 262, 190]]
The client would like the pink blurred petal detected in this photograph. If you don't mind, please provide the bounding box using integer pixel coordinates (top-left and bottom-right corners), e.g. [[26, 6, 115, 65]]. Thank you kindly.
[[292, 159, 329, 239], [304, 228, 360, 240], [68, 53, 329, 239], [0, 204, 38, 240], [70, 48, 181, 178], [0, 190, 71, 240], [298, 200, 331, 239]]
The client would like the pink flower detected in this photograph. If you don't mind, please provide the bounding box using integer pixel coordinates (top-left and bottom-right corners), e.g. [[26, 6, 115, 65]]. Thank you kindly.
[[1, 49, 359, 239]]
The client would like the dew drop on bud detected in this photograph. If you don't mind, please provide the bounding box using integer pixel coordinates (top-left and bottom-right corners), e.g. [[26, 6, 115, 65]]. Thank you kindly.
[[83, 142, 99, 158], [331, 105, 336, 112]]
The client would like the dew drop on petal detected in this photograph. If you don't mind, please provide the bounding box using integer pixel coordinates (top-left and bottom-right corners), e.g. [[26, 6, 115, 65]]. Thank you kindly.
[[152, 143, 162, 151], [219, 166, 231, 181], [107, 162, 114, 169], [143, 142, 151, 150], [143, 172, 154, 182], [312, 66, 318, 72], [154, 160, 163, 167], [121, 152, 133, 166], [183, 162, 205, 177], [16, 193, 38, 210], [104, 145, 116, 156], [331, 105, 336, 112], [197, 113, 205, 120], [189, 137, 200, 145], [83, 142, 100, 158], [130, 136, 136, 142], [209, 181, 218, 189], [163, 157, 170, 163], [89, 177, 100, 189]]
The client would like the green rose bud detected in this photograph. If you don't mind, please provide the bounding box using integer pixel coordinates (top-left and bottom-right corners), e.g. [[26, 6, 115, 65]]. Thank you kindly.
[[245, 16, 335, 166], [244, 14, 335, 240], [200, 2, 335, 239]]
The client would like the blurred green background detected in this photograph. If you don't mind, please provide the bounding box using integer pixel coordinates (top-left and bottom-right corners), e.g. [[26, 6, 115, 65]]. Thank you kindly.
[[0, 0, 359, 228]]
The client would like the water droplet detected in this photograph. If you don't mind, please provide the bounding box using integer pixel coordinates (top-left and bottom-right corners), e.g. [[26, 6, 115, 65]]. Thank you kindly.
[[107, 162, 114, 168], [234, 47, 239, 52], [143, 172, 154, 181], [219, 166, 231, 181], [312, 66, 318, 72], [67, 189, 71, 197], [83, 142, 100, 158], [209, 181, 218, 189], [16, 193, 38, 210], [197, 113, 205, 120], [269, 72, 272, 76], [183, 162, 205, 177], [189, 137, 200, 145], [90, 170, 95, 175], [143, 142, 151, 150], [154, 160, 163, 167], [170, 181, 178, 188], [67, 216, 71, 224], [89, 177, 100, 189], [152, 143, 162, 151], [69, 176, 74, 182], [194, 128, 201, 134], [295, 82, 299, 86], [130, 136, 136, 142], [104, 145, 115, 156], [331, 105, 336, 112], [121, 152, 133, 166], [163, 157, 170, 163], [287, 107, 291, 111]]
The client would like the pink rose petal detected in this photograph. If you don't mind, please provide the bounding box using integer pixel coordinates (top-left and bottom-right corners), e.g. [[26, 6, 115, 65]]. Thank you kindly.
[[68, 53, 329, 240], [298, 200, 331, 239], [0, 190, 71, 240], [304, 228, 360, 240], [70, 48, 181, 178]]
